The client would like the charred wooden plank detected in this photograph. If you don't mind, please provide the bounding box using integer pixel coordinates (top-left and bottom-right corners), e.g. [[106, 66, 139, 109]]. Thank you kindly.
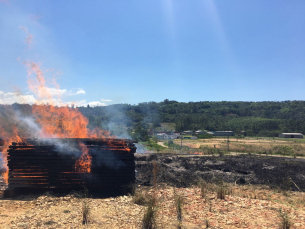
[[6, 137, 137, 192]]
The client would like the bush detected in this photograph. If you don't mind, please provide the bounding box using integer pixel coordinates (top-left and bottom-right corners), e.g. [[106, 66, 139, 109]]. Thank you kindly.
[[174, 192, 183, 222], [198, 178, 207, 198], [197, 134, 213, 139], [278, 208, 293, 229], [217, 185, 226, 200], [132, 190, 147, 205], [142, 196, 157, 229], [272, 146, 294, 156]]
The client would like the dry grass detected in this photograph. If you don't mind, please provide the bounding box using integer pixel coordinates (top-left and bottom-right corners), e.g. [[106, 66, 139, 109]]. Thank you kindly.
[[205, 218, 210, 228], [198, 178, 207, 198], [142, 195, 158, 229], [141, 160, 160, 229], [1, 183, 305, 228], [174, 137, 305, 156], [173, 189, 183, 223], [132, 190, 148, 205], [217, 185, 226, 200], [82, 189, 90, 225], [278, 208, 293, 229]]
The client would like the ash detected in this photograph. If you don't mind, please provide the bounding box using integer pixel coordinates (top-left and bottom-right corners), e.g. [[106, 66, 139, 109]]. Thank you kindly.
[[135, 154, 305, 191]]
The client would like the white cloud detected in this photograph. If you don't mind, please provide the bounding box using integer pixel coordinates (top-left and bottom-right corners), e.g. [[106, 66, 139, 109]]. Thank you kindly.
[[76, 89, 86, 95], [0, 89, 107, 108], [66, 88, 86, 96], [100, 98, 112, 102], [88, 101, 107, 107], [70, 100, 107, 107], [0, 89, 66, 106], [0, 91, 36, 104], [45, 87, 67, 97]]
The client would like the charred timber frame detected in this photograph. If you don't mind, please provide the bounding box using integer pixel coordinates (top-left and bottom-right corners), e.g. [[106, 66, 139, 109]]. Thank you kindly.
[[7, 138, 137, 192]]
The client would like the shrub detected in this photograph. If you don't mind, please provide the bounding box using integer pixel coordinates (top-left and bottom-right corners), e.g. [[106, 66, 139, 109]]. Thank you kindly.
[[197, 134, 213, 139], [205, 218, 210, 228], [278, 208, 293, 229], [198, 178, 207, 198], [217, 185, 226, 200], [132, 190, 147, 205], [174, 192, 183, 222], [82, 188, 90, 225], [142, 195, 157, 229]]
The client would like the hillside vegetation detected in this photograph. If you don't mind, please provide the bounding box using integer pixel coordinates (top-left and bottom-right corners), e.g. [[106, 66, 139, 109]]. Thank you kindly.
[[2, 100, 305, 141], [77, 100, 305, 139]]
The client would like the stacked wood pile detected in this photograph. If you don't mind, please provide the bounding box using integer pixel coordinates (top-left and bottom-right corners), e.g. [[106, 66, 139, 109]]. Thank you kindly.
[[6, 138, 137, 193]]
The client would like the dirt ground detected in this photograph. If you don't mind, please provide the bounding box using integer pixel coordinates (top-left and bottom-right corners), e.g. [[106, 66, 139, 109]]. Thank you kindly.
[[1, 153, 305, 228], [0, 184, 305, 228], [157, 142, 168, 148]]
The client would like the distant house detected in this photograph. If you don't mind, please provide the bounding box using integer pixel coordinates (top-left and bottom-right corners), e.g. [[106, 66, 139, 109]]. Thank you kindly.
[[195, 130, 207, 135], [156, 132, 180, 139], [279, 133, 303, 139], [183, 130, 193, 135], [212, 131, 234, 136]]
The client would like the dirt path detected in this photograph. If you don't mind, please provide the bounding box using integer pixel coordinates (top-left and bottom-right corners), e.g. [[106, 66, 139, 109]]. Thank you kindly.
[[157, 141, 168, 148]]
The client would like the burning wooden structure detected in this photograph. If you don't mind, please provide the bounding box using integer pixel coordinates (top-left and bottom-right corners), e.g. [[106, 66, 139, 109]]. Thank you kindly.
[[5, 138, 137, 195]]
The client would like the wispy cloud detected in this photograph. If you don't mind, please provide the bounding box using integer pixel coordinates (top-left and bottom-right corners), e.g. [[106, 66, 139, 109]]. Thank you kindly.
[[101, 98, 112, 102], [45, 87, 67, 97], [0, 90, 108, 108], [0, 91, 36, 104], [19, 26, 33, 47], [66, 100, 107, 107], [65, 89, 86, 96], [88, 101, 107, 107], [76, 89, 86, 95]]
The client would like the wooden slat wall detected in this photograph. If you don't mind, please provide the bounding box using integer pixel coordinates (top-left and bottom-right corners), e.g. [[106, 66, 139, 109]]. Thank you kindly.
[[7, 138, 137, 191]]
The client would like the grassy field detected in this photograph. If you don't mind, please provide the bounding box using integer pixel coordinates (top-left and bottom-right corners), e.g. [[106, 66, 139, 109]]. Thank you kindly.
[[165, 137, 305, 157]]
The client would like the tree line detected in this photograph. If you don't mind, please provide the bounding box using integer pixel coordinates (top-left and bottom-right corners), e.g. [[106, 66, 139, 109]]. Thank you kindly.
[[77, 100, 305, 139], [3, 100, 305, 141]]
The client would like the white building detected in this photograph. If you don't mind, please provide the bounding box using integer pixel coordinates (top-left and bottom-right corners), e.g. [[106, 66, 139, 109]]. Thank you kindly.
[[156, 132, 180, 139], [279, 133, 303, 138]]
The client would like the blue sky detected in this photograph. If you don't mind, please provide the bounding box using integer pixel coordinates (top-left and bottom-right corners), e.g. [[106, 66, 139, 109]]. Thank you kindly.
[[0, 0, 304, 106]]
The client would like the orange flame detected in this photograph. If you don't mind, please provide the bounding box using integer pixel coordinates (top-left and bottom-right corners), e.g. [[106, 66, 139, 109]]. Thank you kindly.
[[0, 60, 130, 184], [0, 106, 28, 184], [75, 143, 92, 173]]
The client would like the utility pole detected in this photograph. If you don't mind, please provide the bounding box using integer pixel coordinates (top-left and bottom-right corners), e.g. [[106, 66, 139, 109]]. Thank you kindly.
[[180, 131, 183, 153], [180, 117, 183, 154], [227, 133, 230, 152]]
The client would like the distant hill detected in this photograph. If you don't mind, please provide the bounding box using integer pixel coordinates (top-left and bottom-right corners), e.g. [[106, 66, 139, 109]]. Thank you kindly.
[[77, 100, 305, 137], [2, 101, 305, 140]]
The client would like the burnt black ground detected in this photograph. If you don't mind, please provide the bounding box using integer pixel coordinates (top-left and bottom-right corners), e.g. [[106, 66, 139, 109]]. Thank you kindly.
[[135, 153, 305, 191]]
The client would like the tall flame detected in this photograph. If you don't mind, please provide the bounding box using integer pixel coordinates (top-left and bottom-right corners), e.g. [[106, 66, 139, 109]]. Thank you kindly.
[[0, 106, 28, 183], [0, 61, 113, 183]]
